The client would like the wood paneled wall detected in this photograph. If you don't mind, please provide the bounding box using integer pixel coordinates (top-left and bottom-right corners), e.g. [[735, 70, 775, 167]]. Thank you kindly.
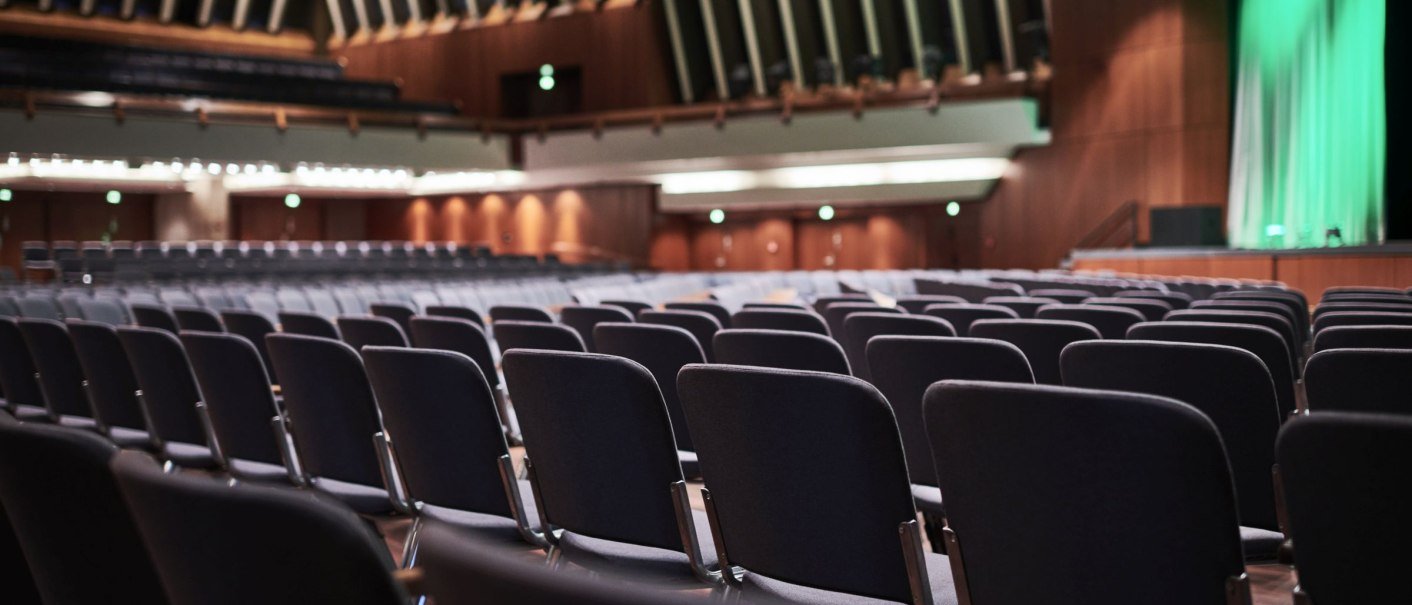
[[0, 190, 155, 270], [649, 204, 980, 271], [976, 0, 1231, 269], [231, 196, 369, 242], [336, 4, 675, 116], [1073, 250, 1412, 301]]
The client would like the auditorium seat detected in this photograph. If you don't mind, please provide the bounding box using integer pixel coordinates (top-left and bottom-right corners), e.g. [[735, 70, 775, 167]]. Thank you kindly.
[[425, 305, 487, 328], [1214, 290, 1308, 334], [1036, 305, 1143, 339], [74, 298, 127, 326], [1313, 325, 1412, 352], [15, 296, 63, 320], [409, 316, 518, 441], [1166, 309, 1300, 373], [923, 303, 1020, 337], [493, 320, 586, 353], [925, 381, 1251, 604], [637, 310, 721, 362], [172, 306, 224, 332], [1115, 289, 1193, 310], [1083, 297, 1174, 322], [601, 299, 654, 317], [742, 301, 809, 311], [130, 303, 180, 334], [362, 347, 546, 555], [714, 328, 851, 375], [219, 310, 279, 380], [559, 305, 634, 353], [594, 323, 707, 479], [0, 318, 51, 421], [1192, 299, 1305, 345], [337, 316, 409, 351], [67, 320, 155, 449], [809, 294, 873, 315], [730, 308, 830, 336], [266, 334, 399, 515], [1027, 288, 1098, 304], [915, 278, 1022, 303], [1061, 340, 1284, 559], [1277, 412, 1412, 605], [1312, 300, 1412, 320], [502, 350, 717, 586], [1312, 311, 1412, 334], [18, 318, 101, 430], [180, 331, 299, 484], [117, 327, 220, 468], [110, 451, 410, 605], [0, 416, 170, 605], [677, 364, 958, 604], [1304, 349, 1412, 415], [822, 302, 899, 343], [867, 336, 1033, 547], [489, 305, 555, 323], [370, 302, 418, 336], [894, 295, 968, 314], [842, 313, 956, 383], [279, 311, 341, 339], [981, 296, 1060, 319], [1128, 321, 1297, 418], [968, 319, 1102, 386]]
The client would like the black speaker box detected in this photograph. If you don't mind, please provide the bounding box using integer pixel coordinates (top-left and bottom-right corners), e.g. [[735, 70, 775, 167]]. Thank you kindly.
[[1149, 207, 1225, 247]]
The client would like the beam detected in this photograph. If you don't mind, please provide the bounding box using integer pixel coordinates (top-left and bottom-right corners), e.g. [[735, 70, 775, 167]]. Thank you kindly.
[[663, 0, 696, 103], [699, 0, 730, 99]]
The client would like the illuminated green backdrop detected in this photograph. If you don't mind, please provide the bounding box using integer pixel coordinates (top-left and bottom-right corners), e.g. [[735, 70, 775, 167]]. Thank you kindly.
[[1228, 0, 1386, 248]]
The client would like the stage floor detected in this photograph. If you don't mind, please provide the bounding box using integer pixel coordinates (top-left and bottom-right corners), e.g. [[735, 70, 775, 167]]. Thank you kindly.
[[1070, 243, 1412, 299]]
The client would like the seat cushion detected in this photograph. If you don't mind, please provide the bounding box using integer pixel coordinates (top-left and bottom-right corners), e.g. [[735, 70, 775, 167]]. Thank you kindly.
[[742, 551, 959, 605], [678, 449, 701, 479], [421, 483, 542, 548], [312, 476, 396, 515], [163, 441, 220, 469], [229, 458, 294, 483], [911, 484, 944, 516], [557, 508, 718, 587], [1240, 525, 1283, 561], [108, 426, 154, 449]]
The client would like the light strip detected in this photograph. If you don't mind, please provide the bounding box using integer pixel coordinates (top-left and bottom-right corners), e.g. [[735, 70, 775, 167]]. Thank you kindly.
[[657, 158, 1010, 194]]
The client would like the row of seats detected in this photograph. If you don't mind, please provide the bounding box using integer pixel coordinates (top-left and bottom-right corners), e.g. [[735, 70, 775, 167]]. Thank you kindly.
[[0, 274, 1406, 603]]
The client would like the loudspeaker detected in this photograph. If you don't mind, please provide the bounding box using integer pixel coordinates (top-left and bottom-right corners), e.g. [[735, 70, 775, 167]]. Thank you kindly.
[[1149, 207, 1225, 247]]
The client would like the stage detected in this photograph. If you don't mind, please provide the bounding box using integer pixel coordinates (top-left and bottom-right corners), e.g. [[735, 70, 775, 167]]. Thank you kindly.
[[1069, 243, 1412, 300]]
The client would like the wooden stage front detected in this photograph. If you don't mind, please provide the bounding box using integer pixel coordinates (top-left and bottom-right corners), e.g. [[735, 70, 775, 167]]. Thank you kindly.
[[1069, 244, 1412, 300]]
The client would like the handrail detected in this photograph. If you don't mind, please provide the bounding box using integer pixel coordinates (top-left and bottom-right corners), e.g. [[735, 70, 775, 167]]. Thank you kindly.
[[1075, 200, 1140, 250], [0, 75, 1047, 137]]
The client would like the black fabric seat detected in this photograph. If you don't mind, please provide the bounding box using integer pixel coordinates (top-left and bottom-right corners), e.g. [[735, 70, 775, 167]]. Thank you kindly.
[[925, 381, 1250, 604], [1278, 412, 1412, 604], [425, 305, 486, 328], [602, 299, 654, 317], [338, 315, 410, 351], [66, 320, 154, 449], [77, 297, 131, 325], [266, 334, 396, 515], [489, 305, 554, 323], [15, 296, 63, 320], [130, 303, 180, 333], [664, 301, 733, 328], [594, 323, 707, 479], [110, 451, 408, 605], [558, 305, 634, 353], [677, 364, 957, 604], [0, 318, 49, 421], [894, 295, 967, 314], [117, 327, 219, 468], [1128, 321, 1297, 418], [842, 313, 956, 383], [1192, 299, 1305, 345], [370, 302, 417, 336], [968, 319, 1101, 385], [0, 415, 169, 605], [1034, 304, 1145, 339], [502, 350, 717, 587], [743, 301, 808, 311], [1115, 290, 1193, 310], [181, 331, 298, 484], [730, 308, 830, 336], [714, 328, 851, 375], [1312, 301, 1412, 320], [278, 311, 341, 339], [408, 316, 515, 440], [1083, 297, 1173, 322], [809, 294, 873, 315], [220, 310, 279, 381], [923, 303, 1019, 336], [1061, 340, 1283, 559], [980, 296, 1061, 319], [1312, 324, 1412, 352], [1166, 309, 1300, 373], [172, 306, 224, 332], [1027, 288, 1097, 304], [1312, 311, 1412, 334], [1304, 348, 1412, 415], [493, 320, 586, 353], [822, 302, 898, 344], [915, 279, 1021, 302], [418, 522, 701, 605], [363, 347, 545, 556], [638, 309, 721, 362], [1214, 290, 1308, 337], [867, 335, 1033, 545], [18, 318, 100, 429]]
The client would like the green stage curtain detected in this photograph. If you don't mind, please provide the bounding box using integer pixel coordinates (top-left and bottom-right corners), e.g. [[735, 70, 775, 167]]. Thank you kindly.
[[1228, 0, 1386, 248]]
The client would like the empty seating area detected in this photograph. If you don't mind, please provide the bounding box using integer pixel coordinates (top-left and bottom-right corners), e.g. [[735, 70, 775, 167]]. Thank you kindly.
[[0, 34, 456, 114], [1, 258, 1409, 604]]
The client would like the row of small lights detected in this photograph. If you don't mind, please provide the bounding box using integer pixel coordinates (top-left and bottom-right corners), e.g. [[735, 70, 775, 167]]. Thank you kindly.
[[4, 154, 417, 187], [705, 201, 962, 224]]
